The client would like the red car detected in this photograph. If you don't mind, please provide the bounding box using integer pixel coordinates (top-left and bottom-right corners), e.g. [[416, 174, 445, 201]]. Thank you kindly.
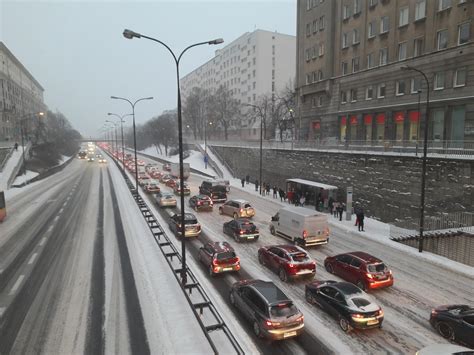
[[166, 179, 177, 188], [324, 251, 394, 291], [198, 241, 240, 276], [258, 245, 316, 282]]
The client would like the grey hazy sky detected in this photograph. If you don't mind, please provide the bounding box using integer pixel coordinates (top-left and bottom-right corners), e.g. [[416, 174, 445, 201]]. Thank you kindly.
[[1, 0, 296, 137]]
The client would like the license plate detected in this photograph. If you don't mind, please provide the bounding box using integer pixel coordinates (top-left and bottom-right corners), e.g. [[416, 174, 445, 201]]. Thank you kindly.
[[203, 202, 208, 206], [246, 236, 254, 239], [283, 331, 297, 338], [223, 267, 233, 271], [367, 319, 379, 325]]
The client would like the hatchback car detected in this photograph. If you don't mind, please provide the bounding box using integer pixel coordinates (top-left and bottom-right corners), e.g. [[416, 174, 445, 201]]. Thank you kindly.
[[166, 179, 177, 188], [168, 213, 201, 238], [223, 218, 259, 242], [430, 304, 474, 348], [138, 175, 151, 187], [174, 182, 191, 195], [258, 245, 316, 282], [324, 251, 394, 291], [189, 194, 213, 211], [198, 241, 240, 276], [163, 163, 171, 171], [305, 280, 384, 332], [144, 180, 160, 194], [219, 199, 255, 219], [229, 279, 304, 340], [160, 174, 173, 183], [154, 192, 177, 208]]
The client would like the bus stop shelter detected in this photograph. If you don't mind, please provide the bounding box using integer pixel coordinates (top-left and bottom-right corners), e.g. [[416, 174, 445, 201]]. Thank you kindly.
[[285, 178, 338, 211]]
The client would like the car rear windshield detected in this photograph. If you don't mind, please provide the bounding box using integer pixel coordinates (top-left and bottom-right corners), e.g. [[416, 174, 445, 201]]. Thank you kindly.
[[243, 203, 252, 208], [216, 251, 236, 260], [270, 303, 298, 318], [212, 185, 227, 193], [367, 263, 387, 272], [240, 223, 256, 231], [290, 252, 310, 263], [351, 297, 371, 308]]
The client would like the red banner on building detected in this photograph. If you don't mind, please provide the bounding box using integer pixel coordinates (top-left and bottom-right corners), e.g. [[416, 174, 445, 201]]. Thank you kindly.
[[341, 116, 347, 125], [312, 121, 321, 129], [394, 111, 405, 123], [350, 115, 358, 125], [376, 113, 385, 124], [364, 114, 373, 125], [409, 111, 420, 122]]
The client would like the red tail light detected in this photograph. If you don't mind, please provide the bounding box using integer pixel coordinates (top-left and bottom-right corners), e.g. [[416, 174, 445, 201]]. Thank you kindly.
[[302, 230, 308, 238], [296, 315, 304, 323], [212, 259, 218, 266], [197, 201, 201, 205], [264, 320, 281, 329], [288, 263, 295, 268], [239, 230, 244, 234], [240, 208, 244, 213]]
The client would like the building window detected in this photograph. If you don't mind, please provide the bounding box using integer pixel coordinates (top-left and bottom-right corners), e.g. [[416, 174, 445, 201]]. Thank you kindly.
[[438, 0, 451, 11], [379, 48, 388, 65], [415, 0, 426, 20], [411, 77, 422, 93], [343, 4, 351, 19], [342, 33, 349, 48], [380, 16, 389, 34], [353, 29, 360, 44], [368, 21, 376, 38], [319, 43, 325, 56], [341, 91, 347, 103], [352, 57, 360, 72], [369, 0, 378, 7], [396, 80, 406, 95], [253, 82, 256, 89], [454, 67, 467, 87], [306, 74, 311, 84], [319, 16, 325, 30], [367, 52, 374, 68], [306, 0, 311, 10], [305, 49, 311, 61], [437, 30, 448, 50], [306, 23, 311, 36], [312, 46, 317, 59], [398, 42, 407, 60], [432, 109, 445, 140], [399, 7, 409, 27], [312, 20, 318, 33], [366, 86, 374, 100], [354, 0, 362, 15], [318, 96, 323, 107], [434, 72, 445, 90], [342, 62, 348, 75], [312, 72, 317, 82], [318, 70, 323, 80], [378, 83, 386, 98], [414, 37, 424, 57], [272, 45, 275, 55], [458, 22, 470, 45], [350, 89, 358, 102]]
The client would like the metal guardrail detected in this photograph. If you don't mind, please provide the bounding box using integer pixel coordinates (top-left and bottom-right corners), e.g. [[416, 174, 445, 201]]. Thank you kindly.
[[108, 151, 244, 355], [0, 147, 13, 173], [194, 144, 223, 179]]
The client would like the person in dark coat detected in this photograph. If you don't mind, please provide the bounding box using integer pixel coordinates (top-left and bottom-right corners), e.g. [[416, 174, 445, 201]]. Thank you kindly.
[[266, 184, 271, 196], [241, 177, 245, 188], [337, 202, 344, 221], [358, 210, 365, 231], [273, 186, 278, 199], [255, 179, 259, 192], [14, 142, 18, 151], [246, 174, 250, 184], [278, 188, 285, 202]]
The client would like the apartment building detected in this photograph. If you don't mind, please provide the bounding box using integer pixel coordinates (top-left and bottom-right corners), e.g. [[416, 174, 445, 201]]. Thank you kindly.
[[296, 0, 473, 144], [0, 42, 45, 142], [180, 29, 296, 140]]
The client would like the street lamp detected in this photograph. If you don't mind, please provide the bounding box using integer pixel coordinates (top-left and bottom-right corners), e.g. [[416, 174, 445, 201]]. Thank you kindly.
[[105, 120, 119, 157], [122, 28, 223, 285], [111, 95, 153, 192], [401, 65, 430, 253], [108, 112, 132, 171], [243, 103, 264, 196]]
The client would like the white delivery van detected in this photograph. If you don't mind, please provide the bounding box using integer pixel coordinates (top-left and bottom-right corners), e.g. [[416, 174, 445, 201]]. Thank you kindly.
[[270, 206, 329, 247]]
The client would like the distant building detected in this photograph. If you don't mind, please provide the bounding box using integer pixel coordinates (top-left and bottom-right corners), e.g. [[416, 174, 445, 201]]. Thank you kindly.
[[180, 29, 296, 140], [296, 0, 473, 144], [0, 41, 46, 142]]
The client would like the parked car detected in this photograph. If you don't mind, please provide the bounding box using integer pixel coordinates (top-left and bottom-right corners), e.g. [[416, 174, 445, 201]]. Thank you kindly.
[[324, 252, 394, 291], [258, 245, 316, 282], [229, 279, 305, 340], [174, 182, 191, 195], [189, 194, 213, 211], [199, 180, 227, 203], [168, 212, 201, 238], [154, 192, 177, 208], [198, 241, 240, 276], [219, 199, 255, 219], [429, 304, 474, 348], [144, 180, 160, 193], [223, 218, 259, 242], [305, 280, 384, 332]]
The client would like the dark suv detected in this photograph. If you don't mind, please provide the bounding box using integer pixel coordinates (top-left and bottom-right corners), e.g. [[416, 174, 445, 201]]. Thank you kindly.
[[229, 279, 304, 340], [199, 180, 227, 203]]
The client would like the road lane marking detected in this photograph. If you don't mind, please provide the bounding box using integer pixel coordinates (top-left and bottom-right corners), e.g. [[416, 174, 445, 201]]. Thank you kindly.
[[28, 253, 38, 265], [9, 275, 25, 295], [54, 215, 60, 222], [47, 225, 53, 233], [59, 208, 64, 214], [0, 307, 5, 318], [66, 196, 70, 201], [39, 237, 47, 246]]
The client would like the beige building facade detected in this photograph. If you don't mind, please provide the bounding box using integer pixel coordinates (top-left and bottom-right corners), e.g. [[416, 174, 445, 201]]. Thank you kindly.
[[296, 0, 474, 145], [0, 42, 45, 142]]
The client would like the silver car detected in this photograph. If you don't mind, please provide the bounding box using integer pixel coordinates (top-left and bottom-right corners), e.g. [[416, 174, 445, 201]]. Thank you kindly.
[[154, 192, 177, 208], [219, 199, 255, 219]]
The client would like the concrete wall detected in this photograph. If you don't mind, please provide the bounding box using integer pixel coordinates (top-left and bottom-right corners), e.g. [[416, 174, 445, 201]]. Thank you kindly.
[[212, 145, 473, 224]]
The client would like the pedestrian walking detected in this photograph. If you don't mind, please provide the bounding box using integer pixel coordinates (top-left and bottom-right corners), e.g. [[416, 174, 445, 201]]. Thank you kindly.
[[14, 142, 18, 151], [266, 184, 271, 196], [278, 188, 285, 202], [241, 177, 245, 188], [246, 174, 250, 184], [300, 195, 306, 207], [358, 211, 365, 231], [332, 202, 339, 218], [354, 202, 361, 226], [255, 179, 259, 192], [337, 202, 344, 221], [273, 186, 278, 199]]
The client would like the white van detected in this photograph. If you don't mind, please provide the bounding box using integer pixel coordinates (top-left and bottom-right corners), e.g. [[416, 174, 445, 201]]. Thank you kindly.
[[270, 206, 329, 247]]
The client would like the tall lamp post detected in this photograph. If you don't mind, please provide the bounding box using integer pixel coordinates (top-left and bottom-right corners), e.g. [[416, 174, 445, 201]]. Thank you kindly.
[[108, 112, 132, 171], [105, 120, 119, 157], [111, 95, 153, 192], [243, 103, 264, 196], [401, 65, 430, 253], [122, 28, 223, 284]]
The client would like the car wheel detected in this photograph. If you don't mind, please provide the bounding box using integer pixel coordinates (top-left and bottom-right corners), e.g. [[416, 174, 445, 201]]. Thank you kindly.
[[339, 317, 352, 333], [219, 208, 223, 215], [437, 321, 455, 340], [258, 253, 265, 266], [305, 289, 315, 304], [279, 268, 288, 282], [234, 233, 240, 243], [325, 263, 334, 274], [233, 212, 238, 220], [209, 265, 215, 277], [253, 321, 262, 338], [356, 280, 366, 291], [229, 291, 236, 306], [270, 226, 275, 235]]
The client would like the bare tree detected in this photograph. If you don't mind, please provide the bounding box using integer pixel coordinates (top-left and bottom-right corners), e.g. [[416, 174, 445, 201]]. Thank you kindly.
[[183, 87, 207, 139], [212, 85, 239, 140], [243, 94, 274, 140], [274, 87, 296, 142]]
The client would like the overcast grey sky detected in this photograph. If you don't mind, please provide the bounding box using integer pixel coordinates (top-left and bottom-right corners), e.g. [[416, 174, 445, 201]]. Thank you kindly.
[[1, 0, 296, 137]]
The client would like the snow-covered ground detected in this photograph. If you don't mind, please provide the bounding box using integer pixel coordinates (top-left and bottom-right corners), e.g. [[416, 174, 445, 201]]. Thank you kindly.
[[12, 170, 39, 186], [0, 146, 24, 190]]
